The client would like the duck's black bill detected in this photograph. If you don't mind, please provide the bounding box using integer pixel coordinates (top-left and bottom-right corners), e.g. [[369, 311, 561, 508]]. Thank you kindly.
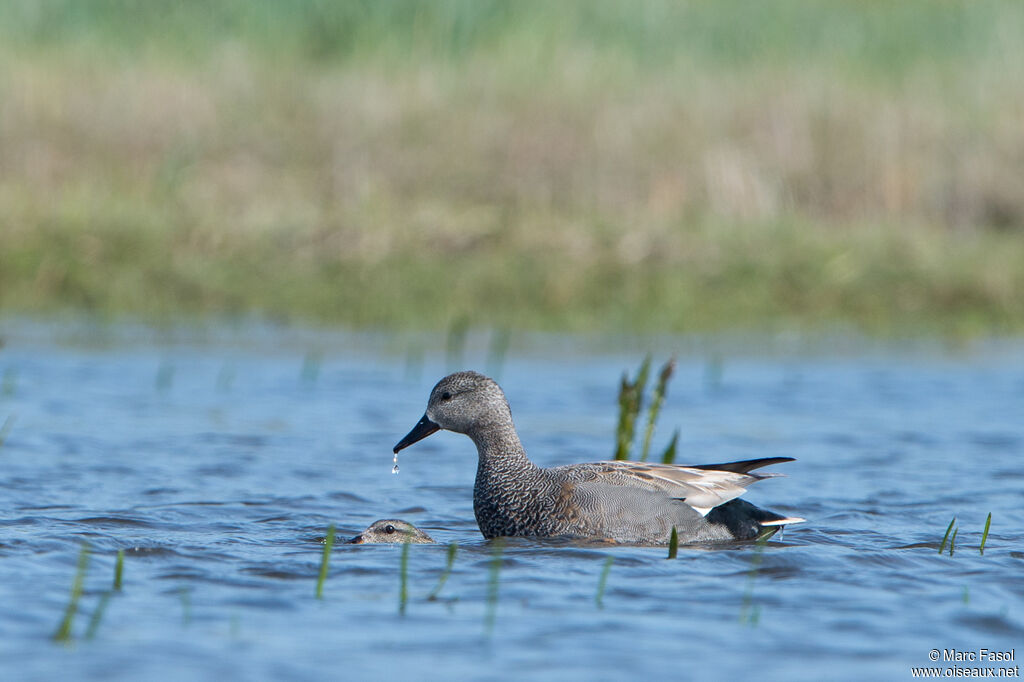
[[393, 414, 440, 453], [346, 534, 364, 544]]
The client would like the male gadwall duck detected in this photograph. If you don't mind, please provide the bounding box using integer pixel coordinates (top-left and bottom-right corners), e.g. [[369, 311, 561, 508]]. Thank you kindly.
[[347, 519, 434, 544], [394, 371, 803, 545]]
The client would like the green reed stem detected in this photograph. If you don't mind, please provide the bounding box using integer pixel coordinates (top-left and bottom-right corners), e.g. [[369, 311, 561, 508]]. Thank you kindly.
[[939, 517, 956, 554], [979, 513, 992, 555], [949, 527, 958, 557], [614, 375, 634, 460], [595, 556, 614, 609], [667, 527, 679, 559], [84, 591, 111, 641], [661, 429, 679, 465], [399, 541, 410, 615], [614, 356, 650, 460], [740, 535, 768, 626], [316, 524, 335, 599], [640, 359, 675, 461], [428, 542, 458, 601], [53, 542, 91, 643], [113, 549, 124, 591]]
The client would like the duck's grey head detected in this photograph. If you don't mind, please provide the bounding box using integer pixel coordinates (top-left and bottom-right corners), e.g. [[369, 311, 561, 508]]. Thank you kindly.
[[347, 519, 434, 544], [393, 371, 510, 453]]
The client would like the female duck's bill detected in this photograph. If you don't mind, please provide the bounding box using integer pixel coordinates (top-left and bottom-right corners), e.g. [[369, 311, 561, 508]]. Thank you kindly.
[[394, 415, 440, 453], [347, 519, 435, 544]]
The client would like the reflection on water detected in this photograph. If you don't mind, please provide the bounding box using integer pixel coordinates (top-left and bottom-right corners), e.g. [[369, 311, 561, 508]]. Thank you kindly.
[[0, 322, 1022, 681]]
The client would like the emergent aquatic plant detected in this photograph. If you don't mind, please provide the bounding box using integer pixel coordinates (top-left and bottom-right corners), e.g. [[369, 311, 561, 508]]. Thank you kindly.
[[615, 357, 677, 461], [316, 524, 335, 599], [939, 517, 956, 555], [979, 513, 992, 555]]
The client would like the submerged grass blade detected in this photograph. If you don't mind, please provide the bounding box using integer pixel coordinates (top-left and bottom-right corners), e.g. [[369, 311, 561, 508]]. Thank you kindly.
[[113, 549, 124, 591], [660, 429, 679, 465], [485, 538, 505, 635], [740, 535, 768, 626], [179, 586, 191, 626], [427, 542, 458, 601], [667, 527, 679, 559], [979, 512, 992, 555], [84, 591, 112, 641], [53, 542, 91, 643], [316, 524, 335, 599], [85, 548, 126, 641], [939, 517, 956, 554], [399, 541, 410, 615], [595, 556, 613, 609]]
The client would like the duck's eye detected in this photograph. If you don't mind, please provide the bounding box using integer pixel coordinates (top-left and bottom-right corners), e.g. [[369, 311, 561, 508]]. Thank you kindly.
[[441, 391, 452, 401], [384, 524, 396, 534]]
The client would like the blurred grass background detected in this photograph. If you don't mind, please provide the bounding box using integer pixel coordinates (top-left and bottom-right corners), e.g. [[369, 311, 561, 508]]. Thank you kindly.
[[1, 0, 1022, 334]]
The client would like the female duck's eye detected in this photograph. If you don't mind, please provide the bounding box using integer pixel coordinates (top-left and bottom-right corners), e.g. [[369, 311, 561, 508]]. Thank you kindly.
[[384, 525, 395, 534], [441, 391, 452, 401]]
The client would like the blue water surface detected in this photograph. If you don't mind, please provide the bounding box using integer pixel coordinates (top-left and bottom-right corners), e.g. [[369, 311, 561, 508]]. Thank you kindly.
[[0, 322, 1021, 681]]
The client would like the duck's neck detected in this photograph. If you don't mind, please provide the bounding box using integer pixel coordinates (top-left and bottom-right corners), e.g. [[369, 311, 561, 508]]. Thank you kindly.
[[469, 418, 537, 479]]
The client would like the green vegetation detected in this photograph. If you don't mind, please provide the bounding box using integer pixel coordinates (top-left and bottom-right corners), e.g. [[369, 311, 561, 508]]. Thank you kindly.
[[939, 517, 957, 555], [740, 536, 768, 626], [640, 360, 675, 462], [939, 514, 993, 557], [615, 357, 678, 461], [595, 556, 613, 609], [614, 358, 650, 460], [398, 541, 410, 615], [2, 1, 1023, 334], [980, 513, 992, 555], [113, 549, 124, 591], [316, 523, 335, 599], [53, 543, 91, 642], [667, 527, 679, 560], [427, 542, 459, 602]]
